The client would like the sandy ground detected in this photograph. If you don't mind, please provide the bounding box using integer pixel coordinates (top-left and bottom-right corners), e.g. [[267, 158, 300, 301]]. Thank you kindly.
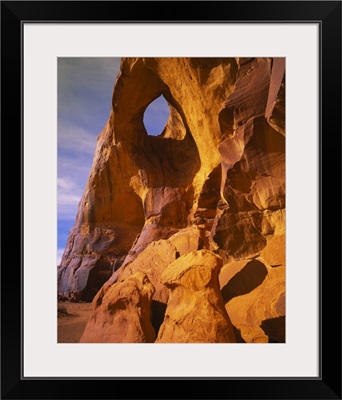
[[58, 302, 93, 343]]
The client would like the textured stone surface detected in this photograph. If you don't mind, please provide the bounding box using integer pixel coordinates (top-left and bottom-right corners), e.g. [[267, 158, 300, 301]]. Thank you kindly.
[[261, 234, 285, 267], [266, 58, 286, 136], [80, 271, 155, 343], [117, 239, 178, 304], [156, 250, 236, 343], [220, 258, 285, 343], [58, 58, 238, 301], [89, 227, 207, 337], [58, 57, 285, 343]]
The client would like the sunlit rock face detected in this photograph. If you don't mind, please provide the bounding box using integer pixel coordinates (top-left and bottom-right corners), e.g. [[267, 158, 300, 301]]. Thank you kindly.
[[156, 250, 236, 343], [58, 57, 285, 343], [80, 271, 155, 343]]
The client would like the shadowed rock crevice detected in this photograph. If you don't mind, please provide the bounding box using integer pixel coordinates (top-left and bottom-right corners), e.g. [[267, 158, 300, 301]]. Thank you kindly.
[[219, 107, 234, 139], [232, 326, 246, 343], [151, 300, 167, 336], [196, 164, 222, 222], [81, 262, 112, 302], [260, 316, 285, 343], [221, 260, 268, 303]]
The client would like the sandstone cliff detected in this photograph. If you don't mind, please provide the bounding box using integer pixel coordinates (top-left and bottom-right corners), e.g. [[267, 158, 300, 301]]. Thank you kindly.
[[58, 57, 285, 343]]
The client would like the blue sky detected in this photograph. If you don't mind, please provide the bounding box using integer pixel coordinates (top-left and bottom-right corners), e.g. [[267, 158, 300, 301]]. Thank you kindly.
[[58, 58, 170, 264]]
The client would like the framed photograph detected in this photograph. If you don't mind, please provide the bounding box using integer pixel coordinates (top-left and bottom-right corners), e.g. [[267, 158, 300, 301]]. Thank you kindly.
[[1, 1, 341, 399]]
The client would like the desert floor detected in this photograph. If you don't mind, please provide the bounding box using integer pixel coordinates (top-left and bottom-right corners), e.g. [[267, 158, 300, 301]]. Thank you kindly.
[[58, 302, 93, 343]]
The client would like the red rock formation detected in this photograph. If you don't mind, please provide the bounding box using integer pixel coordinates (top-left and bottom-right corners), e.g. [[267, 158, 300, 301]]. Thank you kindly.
[[80, 271, 155, 343], [58, 57, 285, 343], [220, 258, 285, 343], [156, 250, 236, 343]]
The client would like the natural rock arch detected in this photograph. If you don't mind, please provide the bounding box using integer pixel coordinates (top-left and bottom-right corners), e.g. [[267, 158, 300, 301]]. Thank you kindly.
[[58, 57, 285, 344]]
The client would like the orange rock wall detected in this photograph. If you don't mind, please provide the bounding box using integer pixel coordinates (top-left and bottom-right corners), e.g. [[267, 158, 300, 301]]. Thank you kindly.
[[58, 57, 285, 343]]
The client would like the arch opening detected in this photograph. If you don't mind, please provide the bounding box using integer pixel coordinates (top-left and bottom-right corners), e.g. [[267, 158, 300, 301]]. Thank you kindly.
[[143, 94, 170, 136]]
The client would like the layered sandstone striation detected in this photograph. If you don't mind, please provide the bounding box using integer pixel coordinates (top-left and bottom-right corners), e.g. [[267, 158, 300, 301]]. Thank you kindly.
[[58, 57, 285, 343]]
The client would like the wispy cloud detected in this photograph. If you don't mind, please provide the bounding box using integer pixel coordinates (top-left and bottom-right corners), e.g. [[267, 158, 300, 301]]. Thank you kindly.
[[58, 57, 120, 130], [57, 159, 87, 221], [58, 192, 81, 206], [58, 122, 99, 156], [57, 177, 75, 190], [58, 195, 82, 221], [58, 57, 120, 90]]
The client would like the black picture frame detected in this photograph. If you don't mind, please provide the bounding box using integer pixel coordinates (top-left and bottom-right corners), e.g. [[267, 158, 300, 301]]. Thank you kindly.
[[1, 1, 341, 399]]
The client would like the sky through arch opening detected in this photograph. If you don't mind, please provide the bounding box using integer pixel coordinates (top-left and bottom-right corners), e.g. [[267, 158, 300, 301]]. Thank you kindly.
[[143, 94, 170, 136]]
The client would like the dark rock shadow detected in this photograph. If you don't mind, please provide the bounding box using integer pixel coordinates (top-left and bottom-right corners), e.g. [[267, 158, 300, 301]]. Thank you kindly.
[[82, 263, 112, 302], [197, 164, 222, 210], [233, 326, 246, 343], [221, 259, 268, 303], [260, 315, 285, 343], [151, 300, 167, 336]]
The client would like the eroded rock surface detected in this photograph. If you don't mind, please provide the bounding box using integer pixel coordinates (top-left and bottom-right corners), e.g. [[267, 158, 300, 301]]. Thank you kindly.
[[80, 271, 155, 343], [156, 250, 236, 343], [220, 257, 285, 343], [58, 57, 285, 343], [58, 58, 238, 300]]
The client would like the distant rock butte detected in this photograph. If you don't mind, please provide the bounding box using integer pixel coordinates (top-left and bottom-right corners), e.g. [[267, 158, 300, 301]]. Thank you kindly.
[[58, 57, 285, 343]]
